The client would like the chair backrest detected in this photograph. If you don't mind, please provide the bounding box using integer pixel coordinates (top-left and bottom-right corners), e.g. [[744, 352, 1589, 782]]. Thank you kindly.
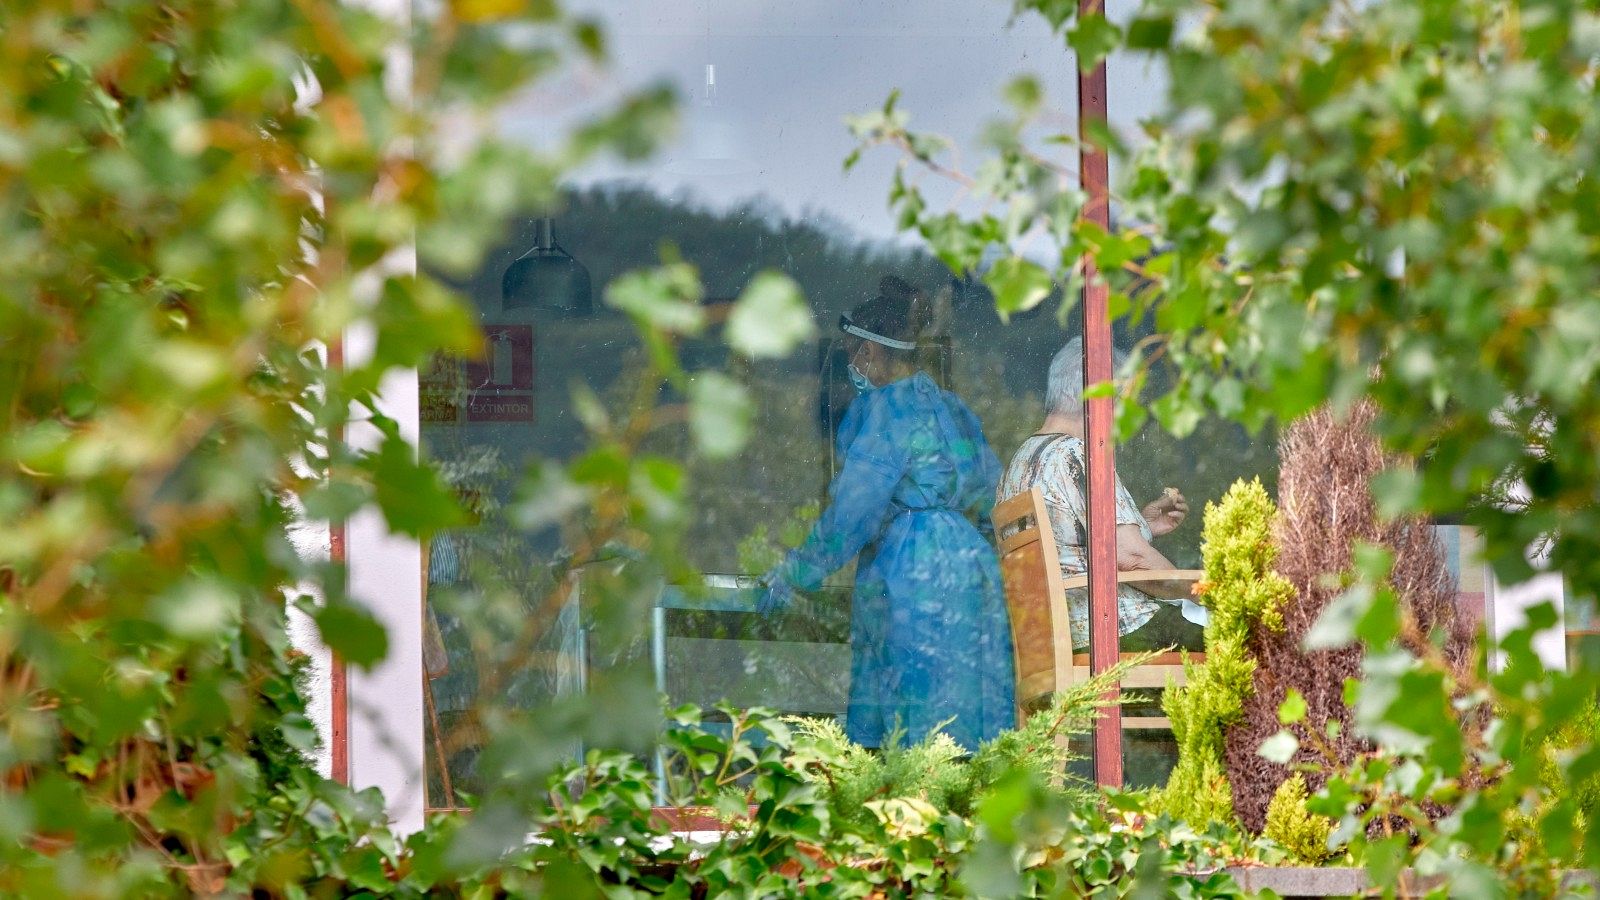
[[994, 492, 1209, 725], [991, 487, 1072, 715]]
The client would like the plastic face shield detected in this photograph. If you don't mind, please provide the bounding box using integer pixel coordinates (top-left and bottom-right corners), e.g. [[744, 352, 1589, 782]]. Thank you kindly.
[[837, 314, 916, 351]]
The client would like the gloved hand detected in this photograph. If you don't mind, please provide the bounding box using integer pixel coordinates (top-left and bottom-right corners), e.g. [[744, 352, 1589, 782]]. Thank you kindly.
[[755, 571, 799, 616]]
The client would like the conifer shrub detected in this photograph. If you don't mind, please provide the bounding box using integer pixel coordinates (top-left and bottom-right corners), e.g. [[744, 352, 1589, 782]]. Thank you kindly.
[[1156, 478, 1294, 827], [1521, 700, 1600, 855], [1224, 402, 1475, 831], [1263, 774, 1336, 863]]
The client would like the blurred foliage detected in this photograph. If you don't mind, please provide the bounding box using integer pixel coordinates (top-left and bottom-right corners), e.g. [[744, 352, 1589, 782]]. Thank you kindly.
[[14, 0, 1600, 894], [0, 0, 693, 892], [851, 0, 1600, 891], [1287, 559, 1600, 894]]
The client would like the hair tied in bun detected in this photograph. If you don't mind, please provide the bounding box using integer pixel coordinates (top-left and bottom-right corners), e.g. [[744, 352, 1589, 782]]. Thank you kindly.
[[879, 274, 917, 301]]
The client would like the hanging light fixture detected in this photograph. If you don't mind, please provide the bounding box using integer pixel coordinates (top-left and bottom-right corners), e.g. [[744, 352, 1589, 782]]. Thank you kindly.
[[500, 216, 592, 316], [669, 63, 751, 176], [666, 5, 754, 180]]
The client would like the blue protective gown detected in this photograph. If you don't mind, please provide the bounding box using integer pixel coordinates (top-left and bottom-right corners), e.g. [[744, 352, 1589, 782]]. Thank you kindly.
[[771, 371, 1015, 750]]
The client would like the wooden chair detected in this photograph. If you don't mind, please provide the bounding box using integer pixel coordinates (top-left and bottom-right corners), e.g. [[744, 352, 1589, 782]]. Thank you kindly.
[[992, 487, 1072, 723], [992, 487, 1206, 730]]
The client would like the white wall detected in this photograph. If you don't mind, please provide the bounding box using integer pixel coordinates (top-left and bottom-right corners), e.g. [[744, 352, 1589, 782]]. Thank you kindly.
[[282, 327, 427, 833], [1489, 551, 1568, 672], [343, 308, 428, 835], [334, 0, 427, 834], [285, 511, 333, 778]]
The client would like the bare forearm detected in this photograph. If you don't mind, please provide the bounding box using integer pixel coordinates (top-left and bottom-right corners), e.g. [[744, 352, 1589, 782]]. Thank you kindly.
[[1116, 525, 1174, 571]]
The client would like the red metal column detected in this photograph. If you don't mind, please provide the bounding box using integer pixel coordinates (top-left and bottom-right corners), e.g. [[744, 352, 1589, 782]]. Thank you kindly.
[[328, 335, 350, 786], [1077, 0, 1123, 788]]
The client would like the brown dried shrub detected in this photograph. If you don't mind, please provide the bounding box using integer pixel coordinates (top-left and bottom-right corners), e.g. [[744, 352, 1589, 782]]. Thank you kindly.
[[1222, 401, 1476, 831]]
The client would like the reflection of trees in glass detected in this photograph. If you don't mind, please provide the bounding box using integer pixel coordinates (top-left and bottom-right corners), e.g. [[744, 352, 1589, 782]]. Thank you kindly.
[[1119, 415, 1280, 569], [737, 500, 822, 576], [419, 439, 584, 800], [682, 366, 832, 575], [434, 184, 1280, 577], [421, 183, 1279, 770], [1115, 348, 1280, 568], [552, 186, 921, 576], [555, 186, 953, 309], [953, 347, 1047, 468]]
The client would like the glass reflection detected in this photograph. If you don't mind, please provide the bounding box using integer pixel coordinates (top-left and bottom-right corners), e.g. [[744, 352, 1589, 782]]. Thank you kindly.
[[755, 278, 1014, 751], [418, 0, 1261, 804]]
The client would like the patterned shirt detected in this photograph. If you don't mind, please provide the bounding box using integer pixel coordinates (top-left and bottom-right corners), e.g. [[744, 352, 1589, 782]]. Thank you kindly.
[[997, 434, 1167, 649]]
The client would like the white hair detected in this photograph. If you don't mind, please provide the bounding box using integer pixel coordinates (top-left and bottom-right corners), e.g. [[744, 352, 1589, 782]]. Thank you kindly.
[[1046, 338, 1129, 416]]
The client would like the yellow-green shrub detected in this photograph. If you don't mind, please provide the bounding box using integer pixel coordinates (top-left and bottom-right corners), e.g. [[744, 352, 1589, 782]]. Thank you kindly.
[[1155, 478, 1294, 827], [1264, 774, 1335, 863]]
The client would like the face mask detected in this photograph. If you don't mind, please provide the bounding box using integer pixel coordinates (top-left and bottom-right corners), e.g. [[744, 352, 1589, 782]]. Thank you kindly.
[[846, 363, 875, 394]]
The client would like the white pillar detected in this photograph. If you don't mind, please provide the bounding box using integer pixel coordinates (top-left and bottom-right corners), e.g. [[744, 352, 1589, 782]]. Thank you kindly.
[[286, 506, 334, 779], [345, 311, 427, 833], [338, 0, 425, 834], [1485, 476, 1567, 672]]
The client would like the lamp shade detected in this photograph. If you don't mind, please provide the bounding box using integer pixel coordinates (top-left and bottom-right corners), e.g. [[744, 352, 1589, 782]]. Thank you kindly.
[[665, 64, 754, 178], [501, 217, 592, 316]]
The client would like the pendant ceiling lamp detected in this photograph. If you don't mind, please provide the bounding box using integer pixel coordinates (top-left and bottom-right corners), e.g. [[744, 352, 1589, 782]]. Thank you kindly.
[[500, 217, 592, 316], [667, 63, 754, 178]]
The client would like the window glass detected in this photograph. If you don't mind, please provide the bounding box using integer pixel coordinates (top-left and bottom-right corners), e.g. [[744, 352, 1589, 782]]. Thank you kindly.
[[1099, 11, 1280, 787], [420, 0, 1306, 805], [1437, 523, 1489, 631]]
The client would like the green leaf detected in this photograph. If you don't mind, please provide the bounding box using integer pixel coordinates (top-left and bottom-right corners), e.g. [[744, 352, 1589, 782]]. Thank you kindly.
[[1125, 16, 1174, 50], [983, 256, 1054, 320], [726, 271, 814, 359], [1259, 730, 1300, 765], [571, 18, 606, 59], [1150, 390, 1203, 437], [511, 461, 593, 530], [369, 434, 467, 537], [152, 578, 241, 639], [604, 263, 705, 334], [301, 480, 370, 522], [1278, 689, 1308, 726], [1002, 75, 1042, 115], [631, 456, 686, 524], [687, 372, 751, 459], [1067, 14, 1123, 72], [1304, 583, 1370, 651], [314, 600, 389, 670]]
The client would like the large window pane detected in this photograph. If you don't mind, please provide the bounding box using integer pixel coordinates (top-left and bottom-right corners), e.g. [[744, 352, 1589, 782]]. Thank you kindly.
[[422, 1, 1114, 806], [1097, 13, 1281, 787]]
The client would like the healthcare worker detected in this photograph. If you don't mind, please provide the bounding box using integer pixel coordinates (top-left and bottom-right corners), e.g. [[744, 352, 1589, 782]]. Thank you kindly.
[[757, 276, 1015, 751]]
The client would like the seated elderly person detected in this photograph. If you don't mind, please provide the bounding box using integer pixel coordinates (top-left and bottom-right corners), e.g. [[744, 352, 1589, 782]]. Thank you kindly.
[[998, 339, 1203, 653]]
